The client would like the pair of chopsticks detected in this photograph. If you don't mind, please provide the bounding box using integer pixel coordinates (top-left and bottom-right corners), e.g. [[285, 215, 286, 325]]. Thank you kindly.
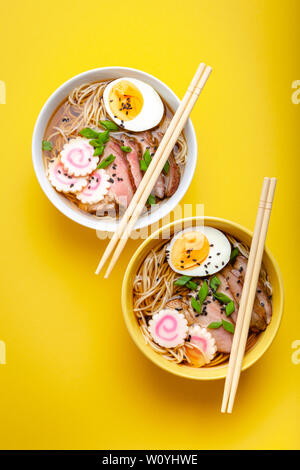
[[95, 63, 213, 277], [221, 177, 277, 413]]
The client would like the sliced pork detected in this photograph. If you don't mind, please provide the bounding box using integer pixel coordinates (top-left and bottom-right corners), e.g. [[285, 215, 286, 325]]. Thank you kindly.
[[217, 273, 239, 323], [222, 255, 272, 332], [166, 292, 234, 353], [194, 297, 234, 354], [165, 151, 180, 197], [102, 139, 134, 208], [121, 135, 143, 190], [156, 133, 180, 198], [138, 131, 165, 199]]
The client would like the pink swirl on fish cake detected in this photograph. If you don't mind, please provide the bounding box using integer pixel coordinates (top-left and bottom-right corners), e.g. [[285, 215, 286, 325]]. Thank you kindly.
[[61, 138, 98, 176], [148, 309, 188, 348], [48, 159, 87, 193], [77, 169, 111, 204]]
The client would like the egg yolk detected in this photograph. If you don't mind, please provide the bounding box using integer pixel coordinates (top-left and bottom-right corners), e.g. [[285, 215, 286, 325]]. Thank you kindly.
[[171, 231, 210, 270], [108, 80, 143, 121]]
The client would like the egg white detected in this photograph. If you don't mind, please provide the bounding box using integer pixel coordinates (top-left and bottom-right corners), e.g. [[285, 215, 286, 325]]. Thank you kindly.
[[167, 226, 231, 277], [103, 77, 164, 132]]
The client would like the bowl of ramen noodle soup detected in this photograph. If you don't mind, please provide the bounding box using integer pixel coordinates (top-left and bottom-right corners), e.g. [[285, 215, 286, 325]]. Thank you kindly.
[[32, 67, 197, 231], [121, 216, 284, 380]]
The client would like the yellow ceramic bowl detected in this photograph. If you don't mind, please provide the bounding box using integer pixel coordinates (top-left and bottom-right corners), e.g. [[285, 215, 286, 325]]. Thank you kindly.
[[121, 217, 284, 380]]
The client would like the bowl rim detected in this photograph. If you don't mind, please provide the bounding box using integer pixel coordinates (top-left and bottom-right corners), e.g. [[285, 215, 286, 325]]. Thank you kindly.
[[32, 66, 198, 231], [121, 216, 284, 380]]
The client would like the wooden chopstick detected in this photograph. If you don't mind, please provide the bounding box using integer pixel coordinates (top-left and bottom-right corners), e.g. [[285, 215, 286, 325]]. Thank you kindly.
[[221, 177, 271, 413], [103, 65, 212, 278], [95, 62, 208, 275], [222, 177, 277, 413], [226, 177, 276, 413]]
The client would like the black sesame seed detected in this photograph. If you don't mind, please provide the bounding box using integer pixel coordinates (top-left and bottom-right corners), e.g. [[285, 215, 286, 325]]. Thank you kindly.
[[70, 184, 74, 187], [217, 252, 221, 256], [236, 293, 240, 297], [260, 301, 264, 307], [257, 289, 261, 293]]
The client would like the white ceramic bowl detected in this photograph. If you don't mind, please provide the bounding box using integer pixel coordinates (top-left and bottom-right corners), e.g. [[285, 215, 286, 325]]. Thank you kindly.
[[32, 67, 197, 231]]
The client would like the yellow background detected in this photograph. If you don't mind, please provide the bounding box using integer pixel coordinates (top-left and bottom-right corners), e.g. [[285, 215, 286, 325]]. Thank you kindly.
[[0, 0, 299, 450]]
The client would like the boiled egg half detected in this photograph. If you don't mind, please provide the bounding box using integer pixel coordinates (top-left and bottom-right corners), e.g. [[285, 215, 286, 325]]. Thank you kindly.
[[167, 226, 231, 277], [103, 77, 164, 132]]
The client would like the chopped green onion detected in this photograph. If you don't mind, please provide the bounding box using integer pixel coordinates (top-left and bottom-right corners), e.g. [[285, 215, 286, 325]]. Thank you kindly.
[[225, 301, 235, 317], [143, 149, 152, 167], [191, 297, 201, 313], [222, 319, 235, 333], [208, 321, 222, 329], [230, 247, 239, 264], [97, 154, 116, 169], [79, 128, 100, 139], [42, 140, 53, 151], [186, 280, 198, 290], [89, 139, 101, 148], [174, 275, 192, 286], [147, 194, 156, 205], [97, 130, 110, 144], [89, 132, 110, 148], [121, 146, 132, 153], [198, 280, 209, 305], [210, 275, 221, 292], [99, 120, 119, 131], [163, 160, 170, 174], [140, 159, 148, 171], [93, 145, 104, 156], [213, 292, 232, 304]]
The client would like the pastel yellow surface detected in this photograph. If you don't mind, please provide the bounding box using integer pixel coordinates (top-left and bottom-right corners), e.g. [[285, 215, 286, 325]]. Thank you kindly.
[[0, 0, 299, 450]]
